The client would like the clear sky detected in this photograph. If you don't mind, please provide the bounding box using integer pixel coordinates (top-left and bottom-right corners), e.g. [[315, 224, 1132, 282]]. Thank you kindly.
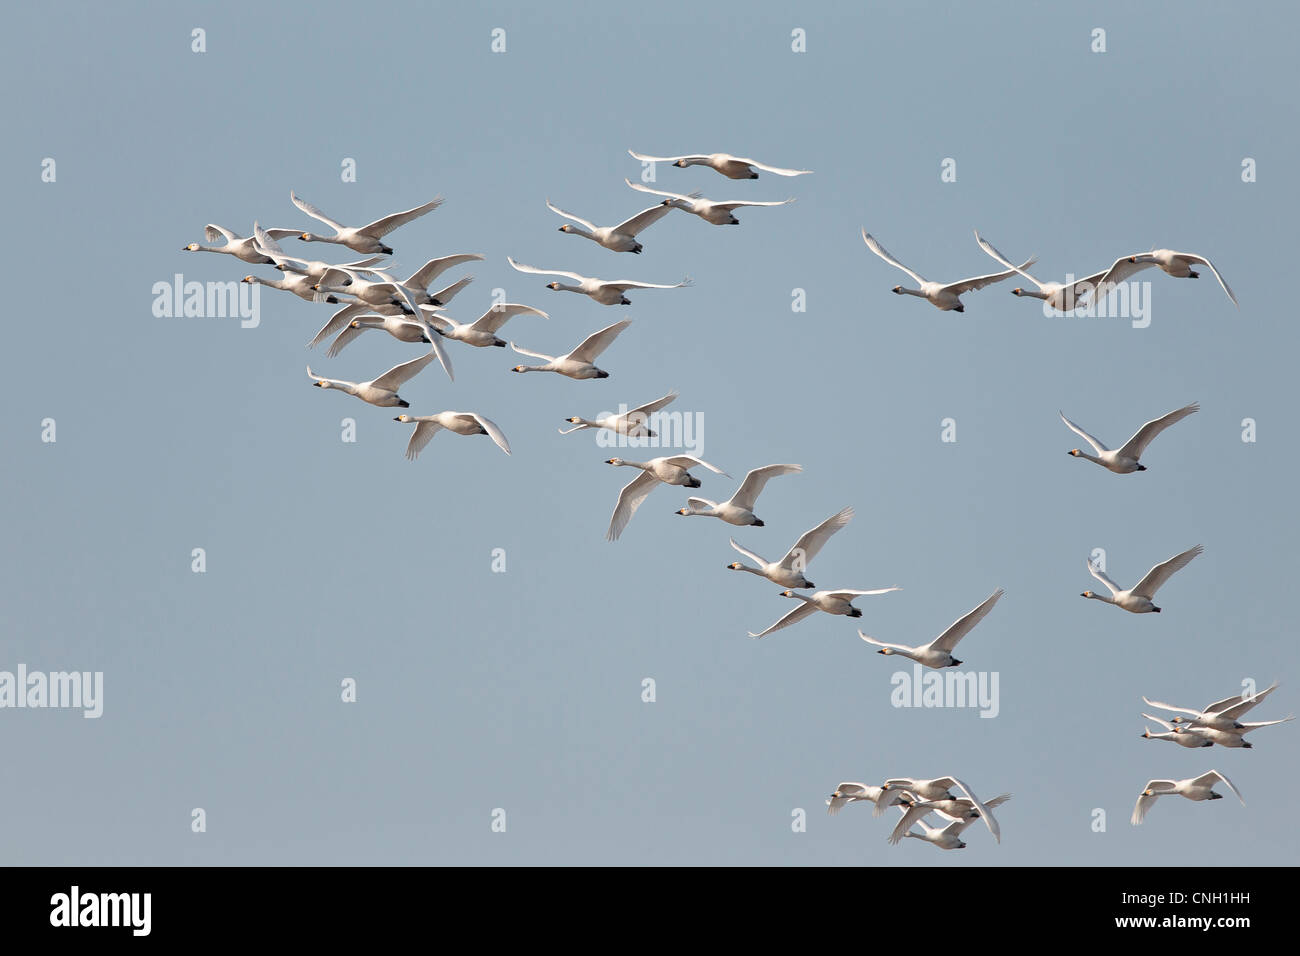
[[2, 1, 1296, 865]]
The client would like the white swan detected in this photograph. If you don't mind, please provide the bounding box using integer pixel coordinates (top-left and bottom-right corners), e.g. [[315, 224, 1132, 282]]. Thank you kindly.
[[393, 412, 510, 459], [241, 271, 319, 303], [184, 224, 277, 264], [675, 463, 802, 526], [1143, 680, 1280, 731], [747, 587, 900, 639], [312, 276, 478, 351], [250, 222, 390, 282], [547, 199, 673, 253], [507, 257, 691, 306], [605, 455, 730, 541], [325, 314, 434, 358], [859, 588, 1004, 669], [1060, 404, 1199, 474], [510, 319, 632, 379], [873, 777, 994, 832], [1140, 718, 1215, 749], [1094, 249, 1237, 307], [895, 811, 978, 850], [825, 783, 901, 816], [306, 350, 438, 408], [559, 390, 678, 436], [727, 506, 854, 589], [627, 180, 795, 225], [888, 793, 1011, 845], [627, 150, 811, 179], [1141, 713, 1293, 749], [863, 230, 1032, 312], [288, 191, 443, 254], [1131, 770, 1244, 825], [422, 303, 548, 348], [1081, 545, 1203, 614], [974, 231, 1107, 312]]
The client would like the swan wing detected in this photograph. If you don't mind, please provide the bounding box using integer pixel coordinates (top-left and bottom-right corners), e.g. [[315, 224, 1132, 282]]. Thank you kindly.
[[973, 230, 1043, 289], [358, 197, 444, 238], [606, 470, 660, 541], [741, 157, 813, 176], [941, 257, 1037, 296], [325, 321, 369, 359], [567, 319, 632, 364], [471, 303, 548, 334], [862, 230, 927, 285], [627, 150, 708, 164], [781, 506, 854, 570], [290, 191, 345, 233], [660, 455, 728, 476], [308, 302, 367, 350], [729, 537, 770, 567], [1131, 545, 1203, 598], [628, 390, 679, 418], [1177, 252, 1237, 306], [205, 224, 238, 243], [625, 179, 695, 203], [405, 253, 484, 290], [1059, 411, 1110, 454], [612, 202, 673, 236], [464, 413, 511, 455], [404, 420, 443, 460], [1087, 559, 1123, 596], [545, 199, 597, 231], [507, 257, 585, 282], [370, 349, 438, 391], [604, 276, 693, 292], [508, 342, 556, 362], [747, 601, 818, 639], [1212, 681, 1280, 718], [713, 198, 797, 211], [1197, 770, 1245, 806], [929, 588, 1004, 654], [1115, 403, 1199, 460], [729, 463, 802, 512]]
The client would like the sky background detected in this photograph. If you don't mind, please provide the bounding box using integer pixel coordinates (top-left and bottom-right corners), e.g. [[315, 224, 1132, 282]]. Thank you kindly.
[[2, 1, 1296, 865]]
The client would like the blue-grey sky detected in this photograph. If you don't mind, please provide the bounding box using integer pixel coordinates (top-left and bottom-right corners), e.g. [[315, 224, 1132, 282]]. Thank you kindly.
[[2, 1, 1296, 865]]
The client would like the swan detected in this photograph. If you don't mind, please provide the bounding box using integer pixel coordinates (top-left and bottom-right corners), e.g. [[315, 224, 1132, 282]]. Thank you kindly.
[[249, 221, 389, 287], [325, 314, 434, 358], [888, 793, 1011, 845], [747, 587, 900, 639], [863, 230, 1032, 312], [184, 224, 279, 264], [893, 809, 978, 850], [547, 198, 673, 253], [1081, 545, 1203, 613], [306, 349, 438, 408], [312, 275, 478, 350], [365, 254, 485, 309], [974, 231, 1107, 312], [1141, 713, 1293, 749], [675, 463, 802, 526], [1140, 719, 1215, 749], [859, 588, 1004, 669], [393, 412, 510, 459], [1060, 404, 1199, 473], [507, 257, 691, 306], [825, 783, 902, 816], [1094, 249, 1237, 307], [422, 303, 548, 348], [241, 272, 320, 303], [313, 268, 416, 310], [627, 150, 812, 179], [559, 390, 678, 436], [1143, 680, 1280, 731], [510, 319, 632, 379], [727, 506, 854, 589], [605, 455, 730, 541], [873, 777, 994, 834], [627, 180, 795, 225], [288, 191, 443, 254], [1131, 770, 1244, 825]]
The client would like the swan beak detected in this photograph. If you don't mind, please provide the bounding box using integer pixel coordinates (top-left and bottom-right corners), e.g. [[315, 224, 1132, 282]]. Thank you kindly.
[[1011, 288, 1022, 295], [300, 233, 310, 240], [675, 509, 688, 515], [547, 282, 559, 290], [891, 286, 903, 294], [780, 590, 794, 597], [1080, 591, 1090, 598], [512, 366, 525, 373], [242, 276, 254, 283], [604, 459, 616, 465]]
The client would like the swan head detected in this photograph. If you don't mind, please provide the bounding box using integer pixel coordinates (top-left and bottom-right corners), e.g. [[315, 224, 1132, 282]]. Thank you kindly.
[[511, 365, 527, 373], [1142, 788, 1154, 797], [891, 285, 904, 295], [605, 458, 625, 466], [350, 320, 362, 328], [877, 648, 892, 655], [673, 159, 688, 167], [558, 225, 573, 233], [241, 275, 256, 283], [183, 243, 200, 251], [311, 380, 325, 388], [727, 562, 744, 571], [675, 508, 690, 516], [393, 414, 413, 423], [1081, 590, 1093, 598], [1141, 729, 1151, 738], [780, 590, 795, 598], [1011, 287, 1025, 296], [299, 232, 314, 241], [1068, 448, 1080, 456], [566, 417, 582, 424], [546, 282, 561, 290]]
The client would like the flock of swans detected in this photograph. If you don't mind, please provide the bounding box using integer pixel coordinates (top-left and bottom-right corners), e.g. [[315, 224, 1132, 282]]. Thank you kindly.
[[184, 145, 1279, 853]]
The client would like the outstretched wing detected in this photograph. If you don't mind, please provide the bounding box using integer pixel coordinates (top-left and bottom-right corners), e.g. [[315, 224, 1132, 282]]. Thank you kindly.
[[713, 198, 797, 212], [1115, 403, 1199, 460], [464, 413, 511, 455], [627, 390, 679, 418], [545, 199, 597, 231], [1087, 559, 1123, 597], [567, 319, 632, 363], [1196, 770, 1245, 806], [628, 149, 708, 164], [1060, 411, 1109, 454], [358, 197, 444, 238], [941, 257, 1036, 296], [205, 224, 238, 243], [1177, 252, 1237, 306], [973, 230, 1043, 289], [604, 277, 693, 292], [1131, 545, 1203, 599], [625, 179, 696, 203], [606, 470, 660, 541], [781, 506, 854, 570], [469, 303, 548, 335], [929, 588, 1004, 654], [862, 230, 927, 285], [370, 349, 438, 391], [507, 257, 584, 281], [660, 455, 729, 477], [729, 464, 802, 512], [308, 302, 368, 350], [611, 202, 674, 237], [404, 420, 443, 460], [405, 253, 484, 291], [739, 156, 813, 177], [729, 537, 770, 568], [290, 191, 346, 233], [747, 602, 818, 639]]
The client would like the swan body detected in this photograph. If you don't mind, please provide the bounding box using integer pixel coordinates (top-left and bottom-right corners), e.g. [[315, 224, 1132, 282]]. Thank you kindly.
[[605, 455, 730, 541], [825, 783, 900, 816], [393, 412, 510, 459], [627, 180, 795, 225], [510, 319, 631, 379], [1131, 770, 1244, 825], [306, 350, 438, 408], [859, 588, 1003, 669], [627, 150, 811, 179], [747, 587, 900, 639], [1061, 403, 1199, 473], [864, 230, 1032, 311], [1081, 545, 1203, 613], [1143, 680, 1280, 732], [326, 314, 432, 358], [183, 224, 276, 264], [560, 390, 678, 436], [1094, 249, 1237, 307], [727, 505, 854, 589], [508, 257, 691, 305], [675, 463, 801, 526]]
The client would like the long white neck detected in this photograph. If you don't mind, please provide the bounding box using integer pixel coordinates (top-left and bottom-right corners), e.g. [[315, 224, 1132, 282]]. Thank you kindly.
[[1014, 287, 1047, 300], [899, 287, 928, 299], [568, 225, 598, 242], [1083, 592, 1115, 605], [1071, 450, 1104, 465]]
